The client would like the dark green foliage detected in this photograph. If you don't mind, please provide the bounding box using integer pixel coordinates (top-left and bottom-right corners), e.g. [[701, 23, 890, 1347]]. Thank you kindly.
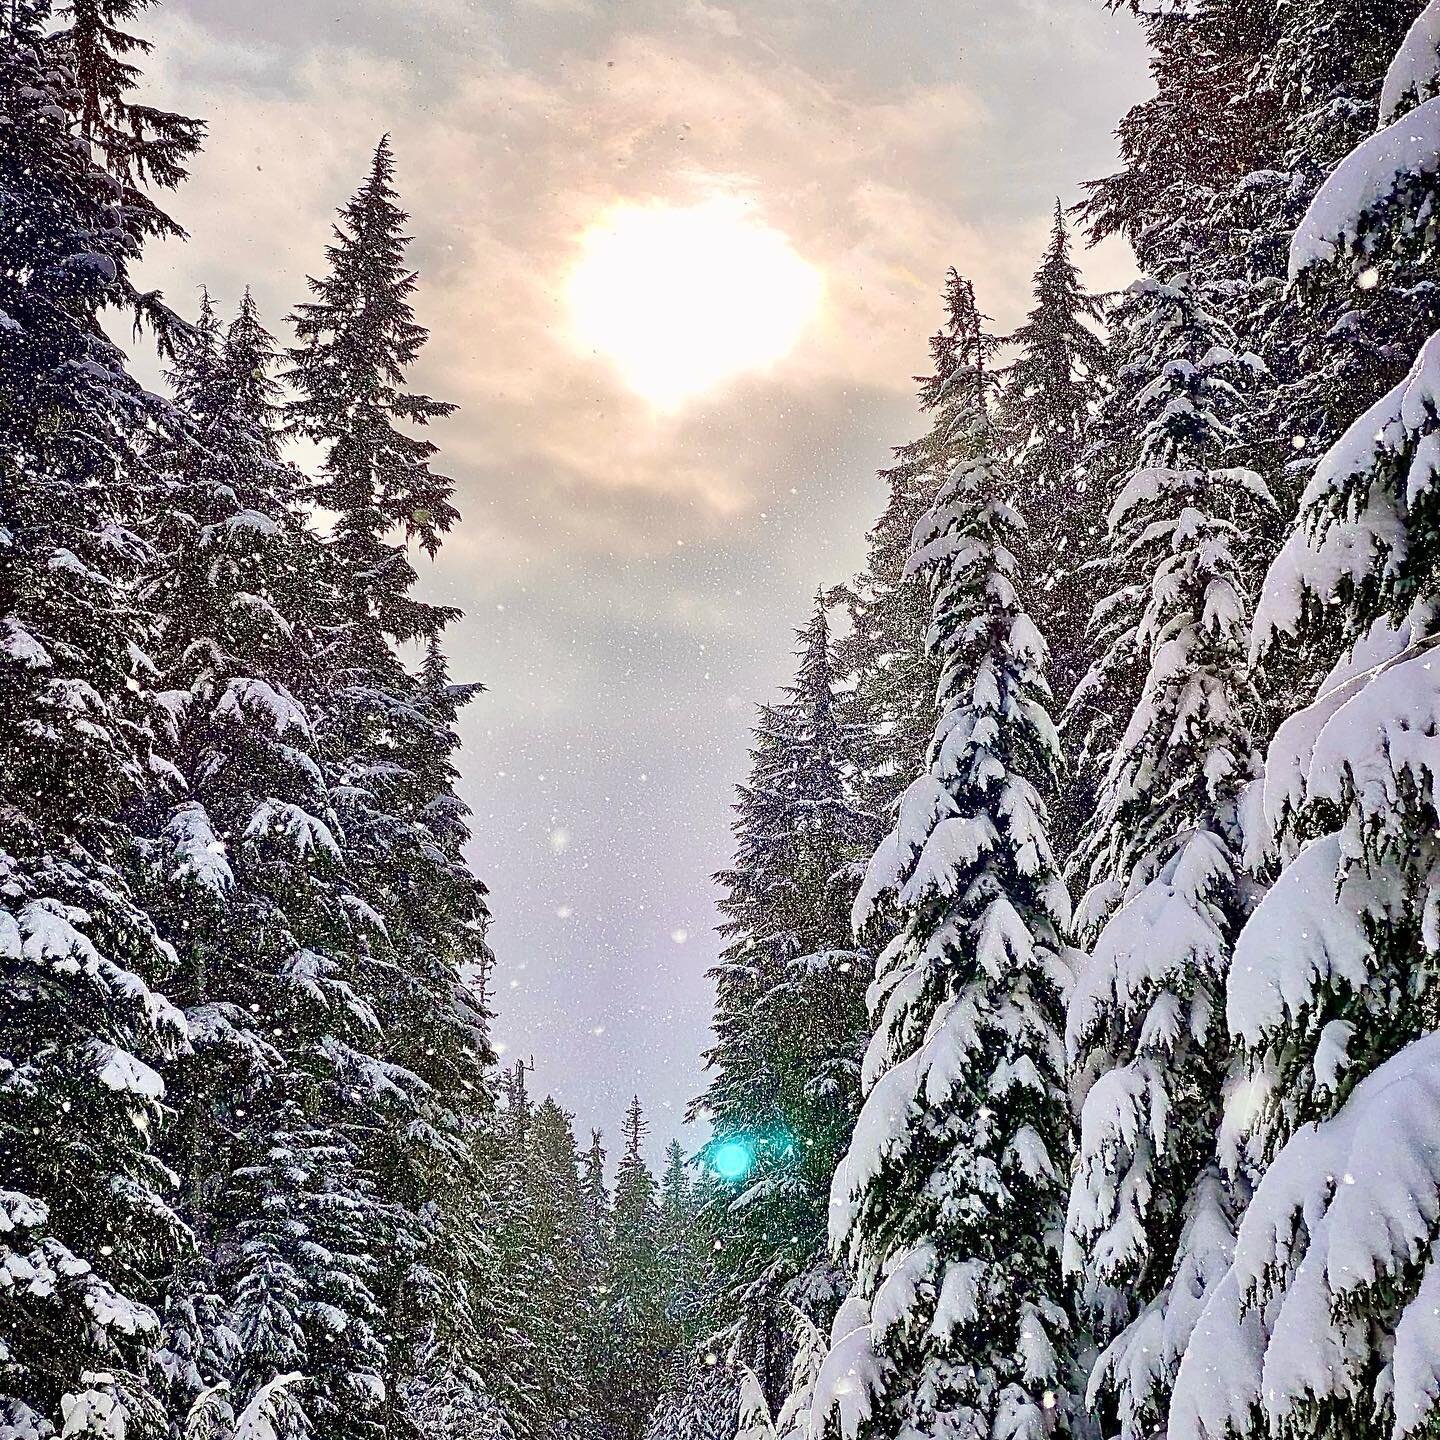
[[0, 6, 196, 1434], [697, 598, 870, 1408], [837, 272, 1003, 848], [999, 204, 1109, 853], [279, 139, 499, 1438], [826, 278, 1074, 1440], [284, 135, 458, 643], [602, 1100, 679, 1440]]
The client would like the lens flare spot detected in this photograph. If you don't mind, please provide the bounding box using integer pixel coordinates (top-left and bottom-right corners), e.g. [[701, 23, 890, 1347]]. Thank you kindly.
[[710, 1138, 756, 1182]]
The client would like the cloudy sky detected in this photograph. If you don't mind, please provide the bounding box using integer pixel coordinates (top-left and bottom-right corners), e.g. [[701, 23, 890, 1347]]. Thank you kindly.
[[136, 0, 1150, 1158]]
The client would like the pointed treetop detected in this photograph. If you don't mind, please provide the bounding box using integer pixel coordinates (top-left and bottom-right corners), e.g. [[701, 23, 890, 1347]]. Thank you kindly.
[[736, 1369, 779, 1440], [196, 284, 218, 330], [1045, 197, 1075, 263], [54, 0, 204, 197], [916, 269, 1000, 449], [622, 1095, 648, 1161], [284, 136, 461, 640], [660, 1140, 691, 1216], [791, 592, 836, 708], [925, 268, 996, 400]]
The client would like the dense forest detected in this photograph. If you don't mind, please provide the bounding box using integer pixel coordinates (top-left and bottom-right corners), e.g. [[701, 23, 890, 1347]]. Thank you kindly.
[[4, 4, 1440, 1440]]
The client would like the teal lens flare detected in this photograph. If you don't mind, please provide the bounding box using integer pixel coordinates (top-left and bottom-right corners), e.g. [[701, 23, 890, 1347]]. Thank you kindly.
[[711, 1139, 755, 1181]]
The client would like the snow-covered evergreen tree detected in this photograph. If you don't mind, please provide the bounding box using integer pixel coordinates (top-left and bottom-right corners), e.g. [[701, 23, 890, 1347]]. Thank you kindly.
[[1067, 0, 1288, 839], [773, 1310, 825, 1440], [604, 1100, 673, 1440], [136, 289, 398, 1440], [379, 633, 498, 1426], [284, 135, 457, 636], [481, 1063, 570, 1440], [658, 1142, 709, 1361], [1000, 204, 1108, 850], [282, 135, 496, 1436], [734, 1372, 777, 1440], [583, 1128, 611, 1257], [643, 1364, 738, 1440], [0, 5, 196, 1435], [837, 272, 1002, 848], [1256, 0, 1427, 515], [398, 1330, 511, 1440], [1063, 264, 1273, 1439], [524, 1097, 594, 1436], [659, 1141, 691, 1233], [47, 0, 202, 345], [1079, 2, 1279, 285], [644, 1170, 738, 1440], [578, 1129, 619, 1440], [820, 275, 1074, 1440], [698, 596, 870, 1406], [1167, 43, 1440, 1433]]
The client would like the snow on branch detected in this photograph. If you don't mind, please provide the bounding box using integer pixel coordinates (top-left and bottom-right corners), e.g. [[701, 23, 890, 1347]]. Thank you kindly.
[[1290, 97, 1440, 276], [1172, 1031, 1440, 1440], [1383, 1, 1440, 124]]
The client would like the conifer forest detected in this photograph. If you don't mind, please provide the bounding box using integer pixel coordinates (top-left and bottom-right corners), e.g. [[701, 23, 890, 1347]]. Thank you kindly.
[[8, 3, 1440, 1440]]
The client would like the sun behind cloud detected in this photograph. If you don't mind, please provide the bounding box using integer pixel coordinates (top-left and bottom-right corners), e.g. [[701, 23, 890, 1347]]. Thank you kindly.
[[566, 196, 823, 410]]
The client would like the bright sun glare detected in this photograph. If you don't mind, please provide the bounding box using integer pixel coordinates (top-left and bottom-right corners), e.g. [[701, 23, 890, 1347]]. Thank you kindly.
[[566, 198, 823, 410]]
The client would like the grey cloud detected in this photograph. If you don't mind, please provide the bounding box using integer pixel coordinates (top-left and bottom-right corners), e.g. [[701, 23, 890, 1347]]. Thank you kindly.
[[135, 0, 1148, 1152]]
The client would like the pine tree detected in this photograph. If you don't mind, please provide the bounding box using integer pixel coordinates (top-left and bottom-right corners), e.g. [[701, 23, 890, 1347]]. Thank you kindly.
[[141, 292, 326, 1436], [45, 0, 202, 346], [698, 596, 869, 1407], [284, 134, 458, 642], [501, 1060, 533, 1157], [404, 945, 527, 1440], [51, 3, 200, 216], [1167, 25, 1440, 1437], [483, 1063, 568, 1440], [398, 1331, 511, 1440], [657, 1143, 705, 1356], [1062, 267, 1273, 1440], [1262, 0, 1432, 505], [582, 1128, 611, 1258], [660, 1141, 690, 1225], [1078, 3, 1279, 282], [282, 136, 495, 1438], [999, 204, 1108, 850], [834, 451, 935, 852], [643, 1169, 737, 1440], [0, 6, 197, 1436], [734, 1371, 777, 1440], [603, 1100, 672, 1440], [402, 1068, 519, 1440], [137, 288, 408, 1440], [578, 1130, 620, 1440], [819, 276, 1074, 1440], [379, 633, 498, 1430], [1066, 0, 1288, 841], [642, 1364, 738, 1440], [522, 1097, 593, 1437], [654, 1141, 719, 1413], [837, 271, 1001, 848], [773, 1310, 826, 1440]]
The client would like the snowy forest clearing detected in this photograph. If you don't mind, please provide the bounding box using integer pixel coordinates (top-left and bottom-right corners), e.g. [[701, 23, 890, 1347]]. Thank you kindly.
[[7, 5, 1440, 1440]]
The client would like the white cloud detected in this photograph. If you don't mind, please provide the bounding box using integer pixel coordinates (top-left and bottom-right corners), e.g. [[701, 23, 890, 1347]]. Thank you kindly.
[[128, 0, 1148, 1146], [139, 1, 1103, 567]]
